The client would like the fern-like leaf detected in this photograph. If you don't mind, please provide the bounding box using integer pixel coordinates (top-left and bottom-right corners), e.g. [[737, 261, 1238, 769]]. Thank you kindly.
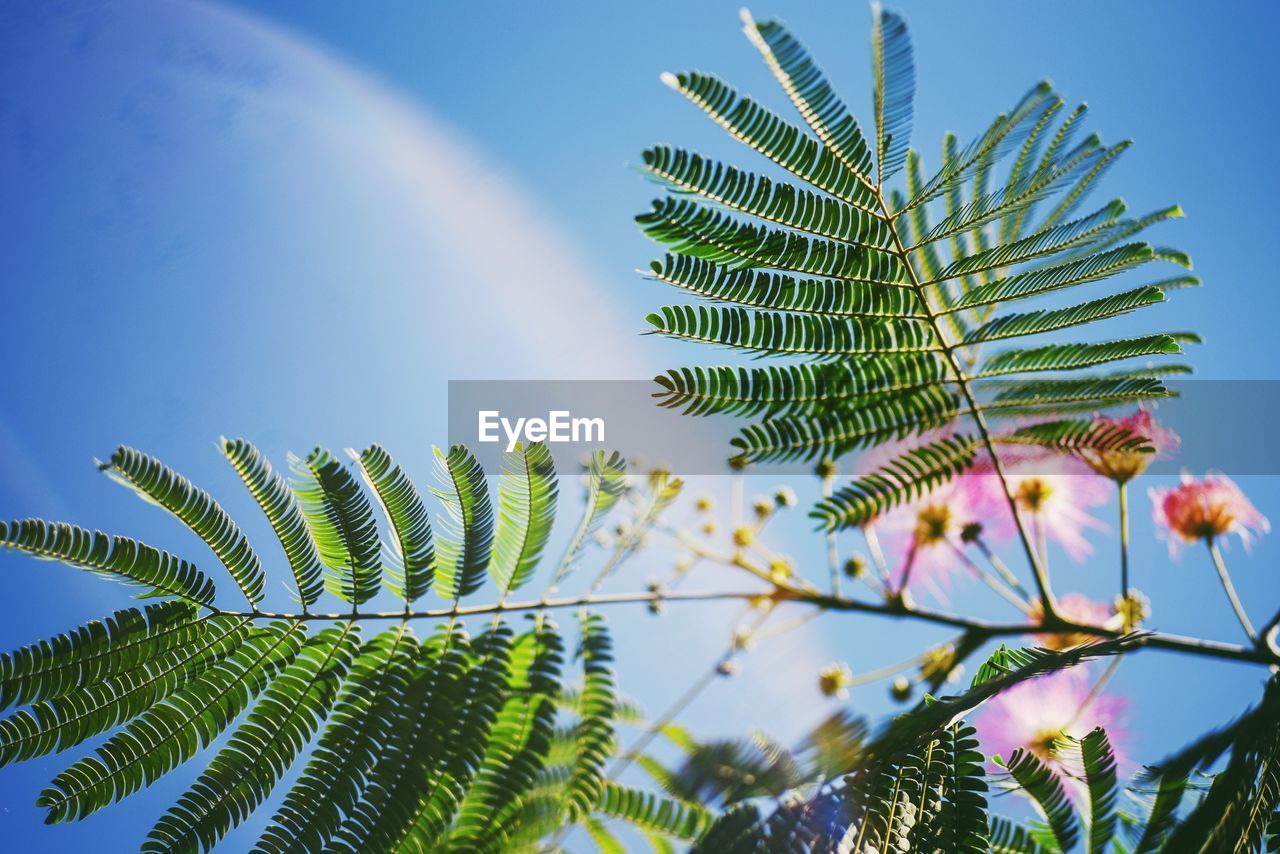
[[1005, 749, 1080, 852], [564, 613, 617, 821], [143, 623, 360, 853], [0, 519, 216, 605], [291, 448, 382, 606], [430, 445, 494, 602], [222, 438, 324, 607], [1082, 727, 1119, 853], [551, 451, 627, 587], [596, 781, 711, 841], [0, 601, 200, 711], [256, 625, 418, 853], [870, 4, 914, 182], [103, 446, 265, 606], [490, 442, 559, 597], [352, 444, 435, 603], [812, 434, 979, 529], [38, 620, 303, 822]]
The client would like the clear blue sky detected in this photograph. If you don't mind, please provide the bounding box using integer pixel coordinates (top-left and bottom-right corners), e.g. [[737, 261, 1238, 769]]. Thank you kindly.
[[0, 0, 1277, 849]]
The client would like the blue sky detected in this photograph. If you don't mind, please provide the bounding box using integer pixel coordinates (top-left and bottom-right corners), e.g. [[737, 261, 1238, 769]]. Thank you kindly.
[[0, 0, 1277, 849]]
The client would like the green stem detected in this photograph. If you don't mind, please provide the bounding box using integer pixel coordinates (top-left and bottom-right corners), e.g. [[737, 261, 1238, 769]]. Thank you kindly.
[[823, 472, 841, 596], [1119, 483, 1131, 630], [876, 189, 1057, 619], [1209, 538, 1256, 641], [947, 540, 1034, 615]]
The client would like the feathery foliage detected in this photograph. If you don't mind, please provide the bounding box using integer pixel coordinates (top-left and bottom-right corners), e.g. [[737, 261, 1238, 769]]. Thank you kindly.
[[640, 3, 1193, 529], [0, 438, 701, 851]]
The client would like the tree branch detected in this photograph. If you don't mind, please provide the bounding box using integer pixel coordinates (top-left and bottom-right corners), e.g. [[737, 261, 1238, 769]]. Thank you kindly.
[[213, 582, 1280, 667]]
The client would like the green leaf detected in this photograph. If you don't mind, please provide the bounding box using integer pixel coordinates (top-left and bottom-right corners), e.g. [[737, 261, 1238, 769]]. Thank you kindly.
[[647, 254, 919, 317], [0, 616, 247, 768], [291, 448, 382, 606], [0, 519, 216, 605], [551, 451, 627, 587], [963, 285, 1166, 344], [949, 243, 1156, 311], [0, 601, 200, 710], [646, 305, 937, 358], [640, 147, 889, 248], [741, 13, 877, 188], [447, 622, 564, 850], [689, 803, 763, 853], [997, 418, 1154, 455], [430, 445, 494, 602], [977, 334, 1184, 377], [490, 442, 558, 597], [596, 782, 711, 841], [659, 70, 877, 210], [870, 4, 915, 182], [730, 384, 961, 464], [983, 376, 1171, 417], [1132, 772, 1188, 853], [934, 723, 990, 852], [38, 620, 303, 823], [103, 446, 265, 606], [564, 614, 617, 821], [256, 625, 418, 854], [942, 197, 1127, 281], [638, 197, 904, 282], [812, 435, 979, 530], [352, 444, 435, 603], [989, 815, 1051, 854], [1082, 727, 1119, 853], [330, 625, 468, 851], [222, 438, 324, 607], [143, 623, 360, 853], [904, 81, 1059, 217], [654, 356, 950, 419], [1006, 749, 1080, 852]]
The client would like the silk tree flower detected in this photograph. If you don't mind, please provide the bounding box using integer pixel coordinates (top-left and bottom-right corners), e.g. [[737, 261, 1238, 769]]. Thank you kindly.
[[818, 663, 854, 699], [874, 469, 1011, 595], [1029, 593, 1116, 650], [999, 448, 1111, 562], [1079, 408, 1181, 483], [973, 667, 1127, 790], [1150, 474, 1270, 556]]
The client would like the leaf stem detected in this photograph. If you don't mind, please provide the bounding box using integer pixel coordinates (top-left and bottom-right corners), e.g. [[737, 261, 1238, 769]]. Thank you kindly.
[[210, 583, 1280, 666], [1118, 483, 1131, 630], [874, 188, 1058, 619], [1208, 538, 1256, 641]]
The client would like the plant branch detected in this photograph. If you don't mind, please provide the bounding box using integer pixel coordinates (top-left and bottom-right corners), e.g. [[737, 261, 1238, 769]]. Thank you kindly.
[[212, 581, 1280, 667], [1119, 482, 1131, 629], [1208, 538, 1256, 641], [875, 188, 1058, 619]]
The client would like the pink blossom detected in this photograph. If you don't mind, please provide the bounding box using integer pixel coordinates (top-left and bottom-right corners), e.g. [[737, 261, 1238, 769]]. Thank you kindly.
[[1079, 408, 1180, 483], [998, 449, 1111, 562], [1150, 473, 1270, 555], [1030, 593, 1116, 650], [973, 667, 1127, 792], [874, 467, 1010, 594]]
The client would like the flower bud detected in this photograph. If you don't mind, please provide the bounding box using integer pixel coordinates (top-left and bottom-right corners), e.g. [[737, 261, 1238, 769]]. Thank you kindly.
[[818, 663, 854, 699], [843, 556, 868, 579], [890, 675, 913, 703]]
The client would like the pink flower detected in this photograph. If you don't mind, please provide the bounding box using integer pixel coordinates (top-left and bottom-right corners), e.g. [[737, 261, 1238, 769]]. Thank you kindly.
[[1079, 408, 1180, 483], [998, 449, 1111, 562], [1030, 593, 1116, 650], [973, 667, 1127, 792], [1150, 473, 1270, 555], [875, 468, 1010, 594]]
